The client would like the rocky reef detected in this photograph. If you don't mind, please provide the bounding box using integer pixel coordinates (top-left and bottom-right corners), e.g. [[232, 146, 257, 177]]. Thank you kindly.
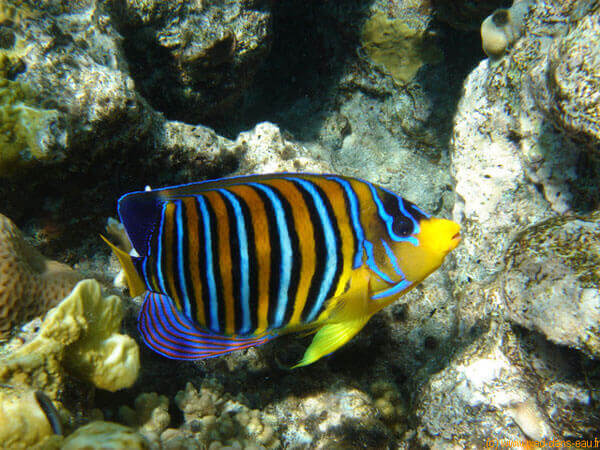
[[0, 0, 599, 448]]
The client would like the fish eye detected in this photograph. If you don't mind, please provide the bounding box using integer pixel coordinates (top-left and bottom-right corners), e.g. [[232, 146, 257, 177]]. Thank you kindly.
[[392, 215, 413, 237]]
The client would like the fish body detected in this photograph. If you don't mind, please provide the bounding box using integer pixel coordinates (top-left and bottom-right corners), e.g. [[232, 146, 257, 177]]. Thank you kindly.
[[104, 173, 460, 367]]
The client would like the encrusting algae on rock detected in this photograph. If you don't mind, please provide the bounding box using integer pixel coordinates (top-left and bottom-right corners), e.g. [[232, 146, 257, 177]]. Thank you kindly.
[[0, 213, 81, 340], [361, 11, 442, 85]]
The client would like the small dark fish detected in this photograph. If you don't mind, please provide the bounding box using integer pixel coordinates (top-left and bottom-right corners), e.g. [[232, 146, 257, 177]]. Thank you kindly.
[[35, 390, 62, 435], [103, 173, 460, 367]]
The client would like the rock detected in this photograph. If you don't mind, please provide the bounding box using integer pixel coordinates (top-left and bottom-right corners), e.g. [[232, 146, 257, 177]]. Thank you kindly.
[[432, 0, 508, 30], [233, 122, 332, 175], [61, 421, 149, 450], [531, 12, 600, 152], [500, 212, 600, 358], [0, 279, 140, 398], [106, 0, 272, 122], [118, 392, 170, 446], [0, 213, 82, 339], [414, 323, 556, 447]]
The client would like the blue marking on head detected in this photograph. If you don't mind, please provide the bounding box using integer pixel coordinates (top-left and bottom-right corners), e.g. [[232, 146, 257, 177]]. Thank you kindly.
[[366, 182, 419, 246], [371, 279, 412, 300], [381, 239, 406, 278], [363, 240, 394, 284]]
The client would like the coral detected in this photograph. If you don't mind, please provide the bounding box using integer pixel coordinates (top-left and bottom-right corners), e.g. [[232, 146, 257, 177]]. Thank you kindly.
[[501, 211, 600, 358], [361, 12, 442, 85], [61, 421, 149, 450], [0, 279, 140, 398], [0, 213, 82, 339], [119, 392, 170, 446], [161, 379, 280, 449], [0, 387, 55, 449]]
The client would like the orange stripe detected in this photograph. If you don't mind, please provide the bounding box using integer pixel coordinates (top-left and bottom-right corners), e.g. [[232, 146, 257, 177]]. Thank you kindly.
[[163, 202, 182, 311], [228, 184, 271, 335], [182, 197, 206, 326], [263, 179, 315, 327], [309, 177, 355, 297], [203, 191, 235, 335]]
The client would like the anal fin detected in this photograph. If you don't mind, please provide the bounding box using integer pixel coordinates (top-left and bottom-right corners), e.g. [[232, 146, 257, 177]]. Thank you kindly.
[[292, 316, 370, 368], [293, 266, 373, 368], [139, 292, 273, 360]]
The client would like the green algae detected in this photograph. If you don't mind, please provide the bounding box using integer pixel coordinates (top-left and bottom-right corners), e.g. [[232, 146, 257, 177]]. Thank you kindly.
[[361, 12, 443, 85]]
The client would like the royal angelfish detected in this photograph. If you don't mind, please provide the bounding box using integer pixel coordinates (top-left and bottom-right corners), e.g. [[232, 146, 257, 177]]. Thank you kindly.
[[103, 173, 461, 367]]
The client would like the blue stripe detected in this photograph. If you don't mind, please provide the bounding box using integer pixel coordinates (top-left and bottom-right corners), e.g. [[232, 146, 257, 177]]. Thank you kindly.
[[196, 196, 220, 333], [248, 183, 292, 329], [156, 204, 168, 294], [175, 201, 193, 319], [142, 257, 152, 290], [365, 182, 419, 246], [371, 279, 412, 300], [293, 178, 338, 323], [381, 187, 421, 235], [218, 189, 251, 335], [381, 239, 405, 278], [363, 240, 394, 283], [326, 176, 364, 269]]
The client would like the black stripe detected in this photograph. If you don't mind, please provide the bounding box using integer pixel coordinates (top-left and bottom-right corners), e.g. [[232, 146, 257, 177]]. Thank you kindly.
[[206, 195, 226, 332], [330, 178, 361, 267], [179, 199, 198, 323], [315, 181, 344, 306], [269, 183, 302, 328], [251, 185, 280, 330], [293, 181, 327, 323], [219, 190, 244, 334], [193, 196, 211, 329], [236, 191, 258, 334]]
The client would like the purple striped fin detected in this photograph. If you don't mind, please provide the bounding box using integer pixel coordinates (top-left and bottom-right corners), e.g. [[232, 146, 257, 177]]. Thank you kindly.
[[139, 292, 274, 360]]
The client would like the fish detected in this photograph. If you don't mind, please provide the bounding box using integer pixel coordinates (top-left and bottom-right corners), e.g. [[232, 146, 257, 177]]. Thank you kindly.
[[102, 173, 461, 367]]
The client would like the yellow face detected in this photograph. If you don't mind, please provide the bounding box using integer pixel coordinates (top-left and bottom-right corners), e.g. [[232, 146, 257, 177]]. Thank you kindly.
[[396, 217, 461, 283], [367, 217, 461, 305]]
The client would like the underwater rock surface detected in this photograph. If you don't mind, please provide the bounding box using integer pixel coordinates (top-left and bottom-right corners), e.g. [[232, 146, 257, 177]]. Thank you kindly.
[[0, 0, 599, 448]]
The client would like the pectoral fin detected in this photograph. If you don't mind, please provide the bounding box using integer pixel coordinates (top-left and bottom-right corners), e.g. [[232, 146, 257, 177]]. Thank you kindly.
[[293, 266, 373, 368]]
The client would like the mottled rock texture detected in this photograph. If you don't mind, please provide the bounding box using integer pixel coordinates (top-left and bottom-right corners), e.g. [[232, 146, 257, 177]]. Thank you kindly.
[[501, 212, 600, 358], [0, 213, 81, 339], [105, 0, 272, 123]]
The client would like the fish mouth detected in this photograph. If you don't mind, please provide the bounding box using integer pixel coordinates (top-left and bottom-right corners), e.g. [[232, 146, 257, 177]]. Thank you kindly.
[[452, 232, 461, 242]]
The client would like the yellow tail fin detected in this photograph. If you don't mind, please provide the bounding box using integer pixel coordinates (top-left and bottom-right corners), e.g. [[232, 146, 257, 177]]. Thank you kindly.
[[100, 235, 146, 297]]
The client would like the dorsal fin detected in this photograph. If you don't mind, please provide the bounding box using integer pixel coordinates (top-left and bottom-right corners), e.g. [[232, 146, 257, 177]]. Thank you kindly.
[[117, 191, 162, 256]]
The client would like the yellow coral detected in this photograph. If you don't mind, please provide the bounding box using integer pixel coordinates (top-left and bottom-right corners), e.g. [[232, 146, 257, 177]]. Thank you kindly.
[[0, 279, 140, 398], [0, 388, 54, 449], [0, 213, 81, 339], [61, 421, 149, 450], [361, 12, 442, 85]]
